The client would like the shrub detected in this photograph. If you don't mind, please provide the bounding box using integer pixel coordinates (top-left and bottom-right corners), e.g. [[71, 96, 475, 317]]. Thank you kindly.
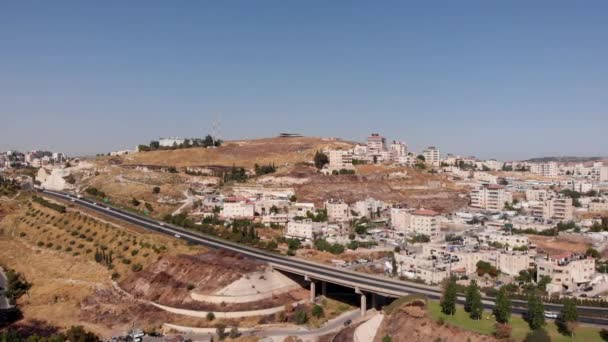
[[206, 312, 215, 321], [524, 329, 550, 342], [294, 309, 308, 325], [312, 304, 324, 318], [494, 323, 512, 339]]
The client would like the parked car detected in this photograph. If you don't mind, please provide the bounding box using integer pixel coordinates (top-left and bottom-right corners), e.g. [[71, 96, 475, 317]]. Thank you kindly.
[[343, 319, 352, 326]]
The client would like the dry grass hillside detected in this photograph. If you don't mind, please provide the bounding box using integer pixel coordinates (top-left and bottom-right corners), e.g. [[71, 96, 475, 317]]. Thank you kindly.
[[121, 137, 355, 168], [268, 164, 469, 212]]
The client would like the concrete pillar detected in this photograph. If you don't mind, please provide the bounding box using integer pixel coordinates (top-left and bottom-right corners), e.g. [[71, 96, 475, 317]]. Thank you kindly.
[[321, 281, 327, 297], [360, 293, 367, 316], [310, 281, 316, 302], [371, 293, 377, 309]]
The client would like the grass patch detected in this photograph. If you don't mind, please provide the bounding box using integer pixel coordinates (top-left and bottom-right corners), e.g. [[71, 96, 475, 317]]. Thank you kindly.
[[427, 301, 603, 341]]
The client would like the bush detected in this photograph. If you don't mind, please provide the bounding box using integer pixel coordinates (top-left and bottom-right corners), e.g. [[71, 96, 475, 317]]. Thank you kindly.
[[382, 336, 392, 342], [524, 329, 550, 342], [294, 309, 308, 324], [312, 304, 324, 318], [206, 312, 215, 321], [131, 263, 143, 272], [494, 323, 512, 339], [152, 186, 161, 194]]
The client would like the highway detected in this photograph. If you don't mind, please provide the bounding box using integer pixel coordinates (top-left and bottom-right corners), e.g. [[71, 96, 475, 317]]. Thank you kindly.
[[41, 189, 608, 326]]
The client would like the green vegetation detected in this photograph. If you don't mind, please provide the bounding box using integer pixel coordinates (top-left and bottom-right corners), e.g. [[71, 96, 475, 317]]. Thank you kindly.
[[409, 234, 430, 243], [557, 298, 578, 337], [440, 277, 457, 315], [4, 268, 31, 305], [306, 208, 328, 222], [254, 163, 277, 176], [464, 280, 483, 320], [152, 186, 161, 194], [476, 260, 498, 277], [314, 238, 344, 255], [428, 301, 602, 342], [0, 325, 100, 342], [312, 304, 324, 318], [526, 292, 546, 330], [383, 294, 427, 315], [206, 312, 215, 321], [223, 166, 248, 183], [493, 286, 512, 324], [0, 176, 20, 196], [314, 151, 329, 169], [85, 187, 106, 198], [32, 196, 66, 213]]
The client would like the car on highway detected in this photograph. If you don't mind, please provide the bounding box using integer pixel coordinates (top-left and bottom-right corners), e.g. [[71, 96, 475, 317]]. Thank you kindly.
[[70, 199, 76, 202], [343, 319, 352, 326], [159, 222, 165, 226], [544, 311, 558, 319], [174, 234, 181, 239]]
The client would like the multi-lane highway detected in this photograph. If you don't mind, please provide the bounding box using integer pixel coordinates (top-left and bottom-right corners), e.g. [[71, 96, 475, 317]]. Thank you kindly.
[[41, 189, 608, 326]]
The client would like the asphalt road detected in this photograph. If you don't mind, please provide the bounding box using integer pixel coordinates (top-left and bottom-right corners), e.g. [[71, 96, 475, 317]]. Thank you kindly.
[[40, 189, 608, 327]]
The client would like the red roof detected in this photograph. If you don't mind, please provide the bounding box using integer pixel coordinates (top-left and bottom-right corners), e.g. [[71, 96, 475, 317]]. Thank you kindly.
[[413, 209, 439, 216]]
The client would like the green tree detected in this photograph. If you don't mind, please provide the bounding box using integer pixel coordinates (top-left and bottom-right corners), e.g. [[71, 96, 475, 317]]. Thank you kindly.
[[493, 286, 512, 324], [526, 292, 545, 330], [206, 312, 215, 321], [314, 151, 329, 169], [312, 304, 324, 318], [391, 254, 398, 277], [440, 278, 457, 315], [382, 336, 392, 342], [557, 298, 578, 337], [586, 247, 601, 259], [65, 326, 100, 342], [152, 186, 161, 194], [464, 280, 483, 319], [524, 329, 550, 342], [131, 197, 140, 206]]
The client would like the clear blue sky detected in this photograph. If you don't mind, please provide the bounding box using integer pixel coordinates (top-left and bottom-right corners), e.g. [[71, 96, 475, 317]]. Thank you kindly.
[[1, 1, 607, 160]]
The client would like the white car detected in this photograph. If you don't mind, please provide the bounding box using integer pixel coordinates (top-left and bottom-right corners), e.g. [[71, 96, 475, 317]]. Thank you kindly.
[[544, 311, 558, 319], [159, 222, 165, 226], [70, 199, 76, 202], [174, 234, 181, 239]]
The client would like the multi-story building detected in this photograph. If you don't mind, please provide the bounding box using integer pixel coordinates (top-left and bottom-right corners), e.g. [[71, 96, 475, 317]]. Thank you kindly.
[[470, 184, 513, 211], [327, 149, 354, 172], [352, 197, 387, 218], [221, 199, 255, 219], [391, 208, 439, 237], [589, 201, 608, 213], [590, 162, 608, 182], [529, 197, 574, 221], [285, 219, 326, 241], [530, 162, 558, 178], [366, 133, 387, 163], [324, 199, 350, 222], [525, 189, 549, 202], [389, 141, 407, 162], [537, 252, 595, 293], [422, 146, 440, 167]]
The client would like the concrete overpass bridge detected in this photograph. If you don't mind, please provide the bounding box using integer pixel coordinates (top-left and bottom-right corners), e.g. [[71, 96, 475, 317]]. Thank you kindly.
[[40, 190, 608, 325]]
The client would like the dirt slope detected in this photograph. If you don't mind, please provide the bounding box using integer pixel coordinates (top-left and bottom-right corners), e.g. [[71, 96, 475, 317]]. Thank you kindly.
[[121, 137, 355, 169]]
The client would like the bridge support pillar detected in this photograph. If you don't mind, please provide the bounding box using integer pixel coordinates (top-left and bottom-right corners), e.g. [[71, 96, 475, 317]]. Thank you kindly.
[[371, 293, 377, 309], [360, 293, 367, 316], [321, 281, 327, 297], [310, 281, 316, 302]]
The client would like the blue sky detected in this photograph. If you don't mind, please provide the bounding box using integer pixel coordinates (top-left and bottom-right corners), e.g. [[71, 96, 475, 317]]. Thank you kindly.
[[1, 1, 607, 160]]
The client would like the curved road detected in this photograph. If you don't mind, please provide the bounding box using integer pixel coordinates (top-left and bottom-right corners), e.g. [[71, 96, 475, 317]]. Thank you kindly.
[[40, 190, 608, 326]]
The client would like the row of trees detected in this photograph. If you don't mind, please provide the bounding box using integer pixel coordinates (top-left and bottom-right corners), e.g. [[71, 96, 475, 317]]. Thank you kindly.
[[32, 196, 66, 213], [0, 326, 99, 342], [440, 277, 582, 339]]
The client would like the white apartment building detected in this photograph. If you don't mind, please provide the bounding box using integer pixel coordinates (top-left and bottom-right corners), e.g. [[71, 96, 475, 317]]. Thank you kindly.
[[352, 197, 387, 218], [389, 141, 407, 162], [530, 162, 558, 178], [397, 153, 417, 167], [285, 219, 326, 241], [477, 160, 504, 171], [477, 232, 530, 248], [327, 149, 354, 171], [221, 199, 255, 219], [391, 208, 440, 237], [422, 146, 440, 167], [525, 189, 549, 202], [560, 180, 593, 193], [589, 201, 608, 213], [159, 137, 186, 147], [470, 184, 513, 211], [366, 133, 387, 162], [498, 252, 535, 276], [262, 214, 289, 227], [537, 252, 595, 293], [529, 197, 574, 221], [590, 162, 608, 182], [324, 199, 350, 222], [473, 171, 498, 184]]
